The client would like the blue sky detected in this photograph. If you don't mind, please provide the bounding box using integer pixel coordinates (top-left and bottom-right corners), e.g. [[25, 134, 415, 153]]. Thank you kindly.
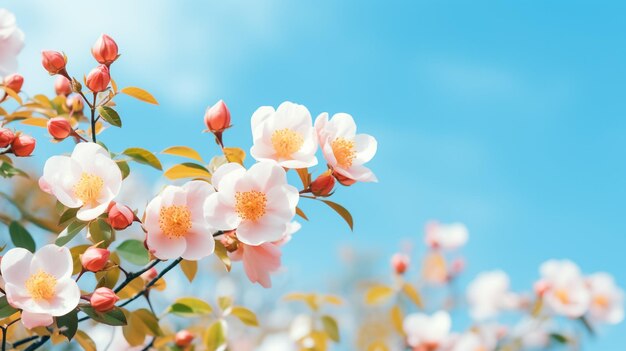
[[5, 0, 626, 348]]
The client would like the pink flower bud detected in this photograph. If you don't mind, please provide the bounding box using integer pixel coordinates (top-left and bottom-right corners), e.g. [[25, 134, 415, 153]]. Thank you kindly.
[[141, 267, 158, 282], [106, 202, 134, 230], [310, 170, 335, 197], [85, 65, 110, 92], [534, 280, 550, 297], [175, 330, 194, 347], [90, 287, 119, 312], [54, 76, 72, 96], [66, 94, 84, 112], [3, 73, 23, 93], [11, 134, 35, 157], [47, 117, 73, 140], [41, 51, 66, 75], [91, 34, 119, 65], [0, 128, 15, 148], [333, 171, 357, 186], [204, 100, 231, 133], [391, 253, 410, 274], [81, 246, 110, 272]]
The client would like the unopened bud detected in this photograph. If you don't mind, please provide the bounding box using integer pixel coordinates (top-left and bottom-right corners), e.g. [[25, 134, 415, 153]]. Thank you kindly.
[[47, 117, 73, 140], [41, 51, 66, 75], [175, 330, 194, 347], [0, 128, 15, 148], [66, 94, 84, 112], [391, 253, 410, 274], [204, 100, 231, 133], [11, 134, 35, 157], [81, 246, 110, 272], [91, 34, 119, 65], [141, 267, 158, 282], [106, 202, 135, 230], [3, 73, 23, 93], [54, 76, 72, 96], [85, 65, 110, 92], [310, 170, 335, 197], [90, 287, 119, 312]]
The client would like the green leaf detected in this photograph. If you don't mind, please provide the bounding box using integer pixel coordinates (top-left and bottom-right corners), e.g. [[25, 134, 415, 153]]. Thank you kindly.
[[321, 200, 353, 231], [120, 87, 158, 105], [9, 221, 36, 252], [123, 147, 162, 170], [0, 296, 18, 318], [0, 161, 28, 178], [231, 306, 258, 327], [116, 239, 150, 266], [97, 106, 122, 127], [80, 305, 127, 326], [550, 333, 570, 344], [58, 207, 79, 226], [56, 309, 79, 340], [56, 221, 87, 246], [321, 315, 340, 342], [167, 297, 213, 317], [89, 219, 114, 246], [204, 320, 227, 351], [117, 160, 130, 180], [131, 308, 163, 336]]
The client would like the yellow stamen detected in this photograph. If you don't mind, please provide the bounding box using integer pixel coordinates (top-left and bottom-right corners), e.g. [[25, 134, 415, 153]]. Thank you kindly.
[[26, 271, 57, 301], [555, 289, 570, 304], [159, 205, 192, 238], [331, 137, 356, 168], [271, 128, 304, 158], [594, 295, 610, 309], [235, 190, 267, 221], [74, 173, 104, 204]]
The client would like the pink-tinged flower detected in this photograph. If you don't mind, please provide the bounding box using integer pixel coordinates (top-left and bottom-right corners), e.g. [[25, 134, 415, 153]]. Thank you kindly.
[[467, 271, 519, 321], [54, 76, 71, 96], [11, 134, 35, 156], [586, 273, 624, 324], [0, 245, 80, 329], [175, 330, 194, 347], [40, 142, 122, 221], [3, 73, 23, 92], [250, 102, 318, 169], [403, 311, 451, 349], [145, 181, 216, 260], [204, 100, 231, 133], [107, 202, 135, 230], [315, 112, 377, 182], [539, 260, 591, 318], [47, 117, 73, 140], [205, 161, 299, 245], [141, 267, 158, 282], [80, 246, 110, 272], [0, 127, 14, 148], [41, 51, 66, 75], [90, 287, 119, 312], [85, 64, 110, 92], [425, 221, 468, 250], [91, 34, 118, 65], [391, 253, 410, 274], [0, 9, 24, 76]]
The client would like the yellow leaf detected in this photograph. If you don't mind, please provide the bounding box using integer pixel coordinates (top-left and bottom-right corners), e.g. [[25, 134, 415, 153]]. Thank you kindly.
[[367, 341, 390, 351], [75, 330, 97, 351], [223, 147, 246, 165], [111, 78, 118, 94], [321, 315, 340, 342], [21, 117, 49, 128], [1, 86, 22, 105], [402, 283, 423, 308], [153, 277, 167, 291], [180, 259, 198, 282], [321, 200, 353, 231], [365, 284, 394, 305], [0, 106, 6, 116], [69, 245, 90, 275], [214, 239, 232, 272], [296, 207, 309, 221], [162, 146, 204, 162], [231, 306, 259, 326], [296, 168, 311, 188], [204, 320, 227, 351], [116, 277, 144, 299], [323, 295, 343, 305], [33, 94, 52, 108], [120, 86, 158, 105], [164, 163, 211, 180], [390, 305, 404, 335]]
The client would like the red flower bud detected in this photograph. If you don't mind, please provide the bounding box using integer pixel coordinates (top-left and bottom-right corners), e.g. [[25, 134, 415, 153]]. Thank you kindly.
[[106, 202, 135, 230], [141, 267, 158, 282], [333, 171, 357, 186], [0, 128, 15, 148], [54, 76, 72, 96], [92, 34, 119, 65], [41, 51, 66, 75], [85, 65, 110, 92], [175, 330, 194, 347], [90, 287, 119, 312], [391, 253, 410, 274], [204, 100, 231, 133], [47, 117, 73, 140], [81, 246, 110, 272], [11, 134, 35, 157], [66, 94, 84, 112], [310, 170, 335, 197], [3, 73, 23, 93]]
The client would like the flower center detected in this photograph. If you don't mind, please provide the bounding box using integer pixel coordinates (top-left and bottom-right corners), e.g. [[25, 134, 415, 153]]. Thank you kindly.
[[26, 271, 57, 301], [159, 205, 192, 238], [554, 289, 570, 304], [331, 137, 356, 168], [235, 190, 267, 221], [74, 173, 104, 204], [271, 128, 304, 158], [593, 295, 610, 309]]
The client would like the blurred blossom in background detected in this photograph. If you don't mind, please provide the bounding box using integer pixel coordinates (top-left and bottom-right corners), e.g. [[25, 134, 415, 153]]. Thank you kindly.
[[2, 0, 626, 349]]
